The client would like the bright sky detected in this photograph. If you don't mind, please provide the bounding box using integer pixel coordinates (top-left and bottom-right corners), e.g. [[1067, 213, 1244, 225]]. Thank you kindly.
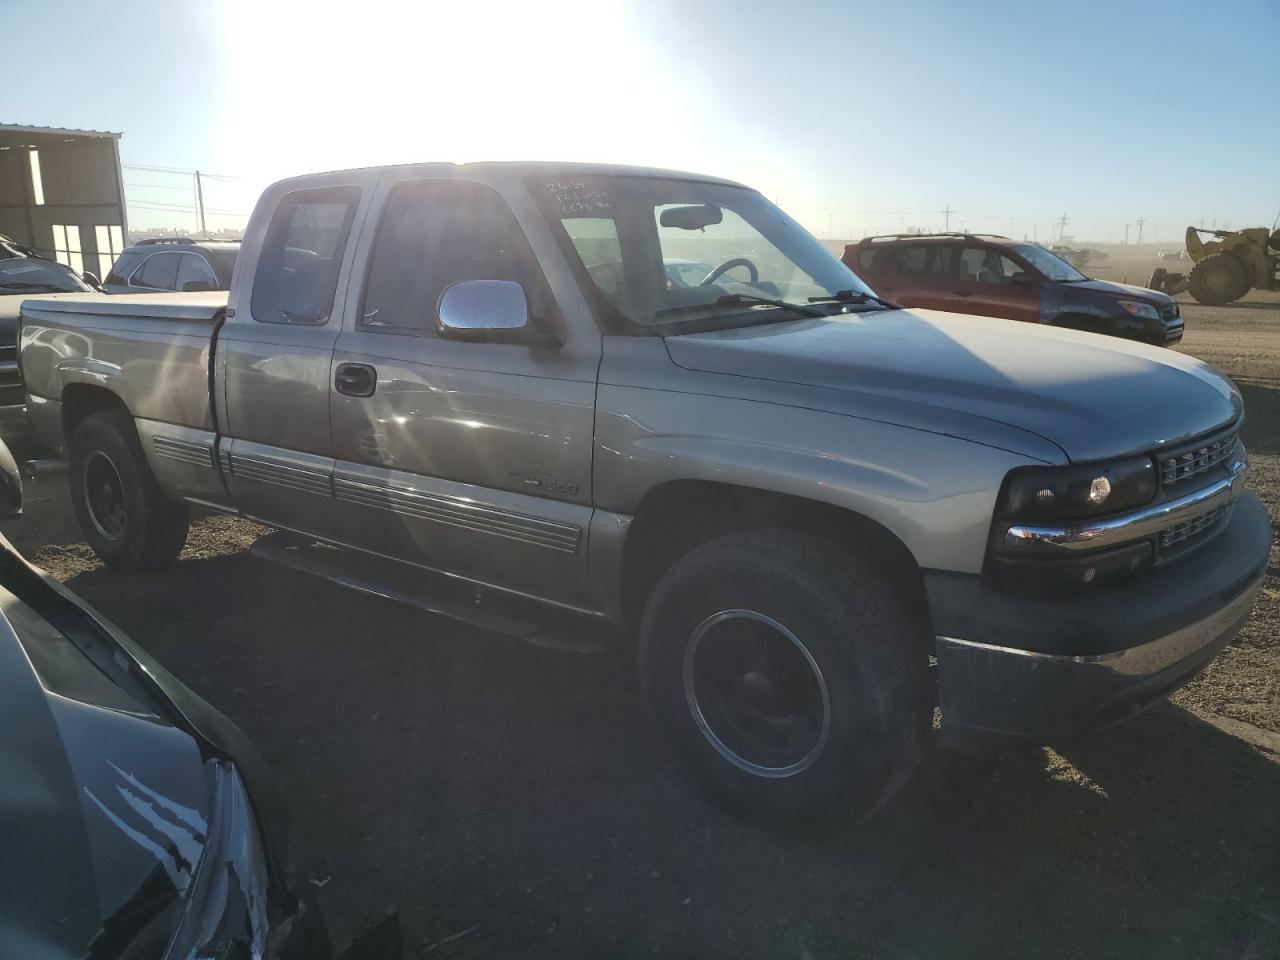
[[7, 0, 1278, 242]]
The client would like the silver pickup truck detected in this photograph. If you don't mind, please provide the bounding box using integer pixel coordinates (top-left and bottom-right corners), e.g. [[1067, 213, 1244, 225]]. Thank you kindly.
[[18, 163, 1271, 821]]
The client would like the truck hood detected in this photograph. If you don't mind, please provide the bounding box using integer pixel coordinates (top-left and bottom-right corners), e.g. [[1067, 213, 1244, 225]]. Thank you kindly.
[[663, 308, 1239, 463]]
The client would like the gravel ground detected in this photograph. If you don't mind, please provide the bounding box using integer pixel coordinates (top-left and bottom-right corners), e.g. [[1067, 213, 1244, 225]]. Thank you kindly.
[[3, 281, 1278, 959]]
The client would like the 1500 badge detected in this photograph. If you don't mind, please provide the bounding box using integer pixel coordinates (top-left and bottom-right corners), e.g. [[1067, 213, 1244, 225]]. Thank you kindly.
[[515, 472, 578, 496]]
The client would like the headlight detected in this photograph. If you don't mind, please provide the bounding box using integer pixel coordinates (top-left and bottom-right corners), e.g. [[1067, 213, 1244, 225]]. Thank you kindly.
[[1117, 299, 1160, 321], [999, 456, 1156, 522], [163, 761, 269, 960], [990, 456, 1158, 593]]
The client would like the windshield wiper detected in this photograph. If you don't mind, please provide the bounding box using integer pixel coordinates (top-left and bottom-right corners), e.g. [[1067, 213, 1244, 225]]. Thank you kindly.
[[655, 293, 826, 320], [807, 289, 902, 310]]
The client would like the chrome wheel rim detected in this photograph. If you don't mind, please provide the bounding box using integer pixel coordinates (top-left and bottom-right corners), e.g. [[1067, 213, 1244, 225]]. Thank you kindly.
[[83, 451, 127, 541], [682, 610, 831, 779]]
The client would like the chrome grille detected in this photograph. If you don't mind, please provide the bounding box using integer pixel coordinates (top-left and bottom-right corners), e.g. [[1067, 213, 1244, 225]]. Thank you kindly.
[[1160, 504, 1227, 549], [1159, 431, 1237, 487], [1160, 303, 1180, 321]]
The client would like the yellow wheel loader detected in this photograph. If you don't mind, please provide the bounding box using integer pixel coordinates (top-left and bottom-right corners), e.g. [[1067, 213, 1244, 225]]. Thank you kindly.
[[1149, 223, 1280, 305]]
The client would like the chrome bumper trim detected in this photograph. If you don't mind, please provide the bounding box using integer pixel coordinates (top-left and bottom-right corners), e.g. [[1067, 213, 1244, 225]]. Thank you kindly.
[[1003, 462, 1244, 554]]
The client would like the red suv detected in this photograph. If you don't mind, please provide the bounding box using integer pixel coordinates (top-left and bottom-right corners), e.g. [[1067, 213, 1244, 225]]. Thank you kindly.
[[844, 233, 1183, 346]]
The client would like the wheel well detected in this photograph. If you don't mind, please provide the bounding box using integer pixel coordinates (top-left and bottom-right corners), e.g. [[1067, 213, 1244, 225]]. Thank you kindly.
[[620, 481, 930, 641], [62, 384, 126, 440]]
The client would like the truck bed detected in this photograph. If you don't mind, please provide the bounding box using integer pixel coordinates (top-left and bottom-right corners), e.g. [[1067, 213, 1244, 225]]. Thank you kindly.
[[19, 291, 227, 440]]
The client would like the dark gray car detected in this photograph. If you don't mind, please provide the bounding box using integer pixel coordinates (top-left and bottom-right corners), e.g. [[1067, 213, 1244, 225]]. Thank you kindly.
[[0, 235, 95, 414], [102, 238, 239, 294], [0, 442, 401, 958]]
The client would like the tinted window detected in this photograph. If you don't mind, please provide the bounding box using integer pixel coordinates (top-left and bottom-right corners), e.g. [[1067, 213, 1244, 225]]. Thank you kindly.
[[251, 187, 359, 324], [205, 247, 238, 286], [959, 247, 1023, 284], [134, 252, 180, 289], [897, 246, 929, 273], [177, 253, 217, 291], [0, 257, 91, 293], [929, 246, 955, 275], [360, 180, 545, 335], [105, 251, 144, 286]]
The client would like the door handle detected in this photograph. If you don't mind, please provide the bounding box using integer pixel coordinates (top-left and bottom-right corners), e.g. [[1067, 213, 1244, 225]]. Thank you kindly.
[[335, 362, 376, 398]]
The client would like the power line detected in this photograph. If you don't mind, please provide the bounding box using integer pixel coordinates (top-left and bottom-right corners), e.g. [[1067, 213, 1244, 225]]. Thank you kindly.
[[123, 162, 244, 180]]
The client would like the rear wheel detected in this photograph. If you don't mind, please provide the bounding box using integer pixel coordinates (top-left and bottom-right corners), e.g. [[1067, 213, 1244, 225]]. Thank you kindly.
[[1188, 253, 1250, 305], [69, 410, 189, 570], [640, 529, 930, 823]]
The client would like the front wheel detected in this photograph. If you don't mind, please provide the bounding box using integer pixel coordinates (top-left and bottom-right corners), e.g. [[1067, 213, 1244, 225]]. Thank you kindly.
[[69, 410, 190, 570], [1187, 253, 1250, 305], [639, 529, 930, 823]]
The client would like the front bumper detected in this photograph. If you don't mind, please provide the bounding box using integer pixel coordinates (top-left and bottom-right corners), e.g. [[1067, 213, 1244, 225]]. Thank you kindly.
[[928, 490, 1271, 739]]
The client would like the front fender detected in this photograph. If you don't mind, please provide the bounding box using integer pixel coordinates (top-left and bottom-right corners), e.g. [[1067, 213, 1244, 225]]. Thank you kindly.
[[593, 385, 1040, 576]]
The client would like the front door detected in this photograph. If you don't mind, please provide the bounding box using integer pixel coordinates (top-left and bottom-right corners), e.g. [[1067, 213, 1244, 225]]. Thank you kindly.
[[951, 246, 1042, 323], [327, 175, 600, 609]]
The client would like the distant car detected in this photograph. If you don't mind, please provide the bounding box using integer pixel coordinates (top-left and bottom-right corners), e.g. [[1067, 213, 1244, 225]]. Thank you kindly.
[[0, 234, 96, 415], [844, 233, 1184, 346], [0, 439, 400, 959], [102, 237, 239, 294]]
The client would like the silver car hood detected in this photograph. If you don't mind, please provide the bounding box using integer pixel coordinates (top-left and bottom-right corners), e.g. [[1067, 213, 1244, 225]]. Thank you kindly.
[[664, 308, 1240, 463]]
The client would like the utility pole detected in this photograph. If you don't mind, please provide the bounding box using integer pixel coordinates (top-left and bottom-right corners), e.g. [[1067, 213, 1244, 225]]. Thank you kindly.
[[1136, 217, 1146, 245], [1056, 213, 1069, 242], [195, 170, 207, 238], [1124, 223, 1130, 245], [943, 205, 953, 231]]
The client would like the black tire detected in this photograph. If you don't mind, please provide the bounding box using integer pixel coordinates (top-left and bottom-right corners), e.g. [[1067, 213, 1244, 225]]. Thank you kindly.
[[639, 528, 930, 824], [68, 409, 189, 570], [1187, 253, 1250, 305], [1148, 267, 1168, 292]]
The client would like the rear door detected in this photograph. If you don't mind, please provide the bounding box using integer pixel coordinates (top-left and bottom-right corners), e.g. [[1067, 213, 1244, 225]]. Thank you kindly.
[[874, 243, 958, 310], [130, 251, 181, 291], [217, 177, 373, 537], [327, 173, 600, 608], [952, 245, 1041, 322]]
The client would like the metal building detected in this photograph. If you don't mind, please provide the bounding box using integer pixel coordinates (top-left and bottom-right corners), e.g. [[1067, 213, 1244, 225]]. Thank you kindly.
[[0, 123, 127, 281]]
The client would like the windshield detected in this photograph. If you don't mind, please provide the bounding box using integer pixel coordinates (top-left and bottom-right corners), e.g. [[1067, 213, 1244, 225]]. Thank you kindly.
[[533, 176, 877, 332], [0, 257, 92, 294], [1010, 243, 1087, 282]]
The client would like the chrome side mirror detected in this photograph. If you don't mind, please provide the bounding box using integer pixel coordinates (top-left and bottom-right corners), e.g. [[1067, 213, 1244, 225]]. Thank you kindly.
[[438, 280, 535, 343], [0, 439, 22, 518]]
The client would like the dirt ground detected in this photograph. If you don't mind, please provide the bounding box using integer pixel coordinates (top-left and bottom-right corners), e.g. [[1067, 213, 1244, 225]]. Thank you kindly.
[[3, 273, 1278, 959]]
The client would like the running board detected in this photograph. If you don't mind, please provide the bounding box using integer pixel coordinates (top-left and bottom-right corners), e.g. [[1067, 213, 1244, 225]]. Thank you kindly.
[[248, 532, 613, 653]]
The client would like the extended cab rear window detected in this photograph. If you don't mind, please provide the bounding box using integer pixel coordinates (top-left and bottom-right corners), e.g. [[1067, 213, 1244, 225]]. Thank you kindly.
[[251, 186, 359, 325]]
